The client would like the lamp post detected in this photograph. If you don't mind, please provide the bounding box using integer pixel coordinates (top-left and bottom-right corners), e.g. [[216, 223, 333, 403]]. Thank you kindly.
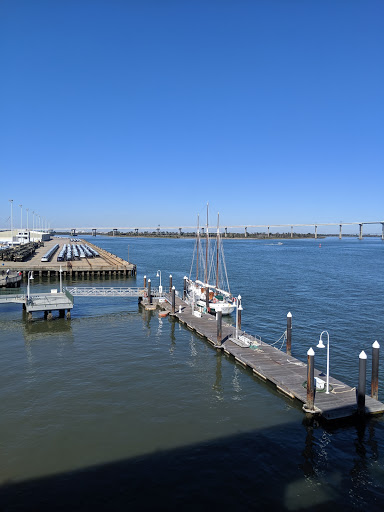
[[9, 199, 13, 245], [156, 270, 162, 296], [19, 204, 22, 230], [27, 271, 34, 300], [235, 295, 242, 340], [26, 208, 29, 231], [317, 330, 330, 394], [32, 211, 35, 233]]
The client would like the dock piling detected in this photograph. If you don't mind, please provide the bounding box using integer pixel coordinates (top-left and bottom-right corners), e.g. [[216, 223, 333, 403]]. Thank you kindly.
[[237, 298, 242, 330], [169, 274, 172, 293], [183, 276, 187, 299], [287, 312, 292, 356], [305, 348, 315, 411], [171, 286, 176, 313], [148, 279, 152, 305], [371, 341, 380, 400], [144, 275, 147, 288], [216, 310, 222, 346], [205, 287, 209, 311], [357, 350, 367, 414]]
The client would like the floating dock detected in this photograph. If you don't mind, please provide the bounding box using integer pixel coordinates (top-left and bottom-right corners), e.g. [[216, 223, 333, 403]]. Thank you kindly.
[[1, 238, 136, 279], [148, 292, 384, 422]]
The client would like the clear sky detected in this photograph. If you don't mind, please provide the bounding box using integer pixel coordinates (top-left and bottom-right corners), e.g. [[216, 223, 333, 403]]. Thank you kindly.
[[0, 0, 383, 232]]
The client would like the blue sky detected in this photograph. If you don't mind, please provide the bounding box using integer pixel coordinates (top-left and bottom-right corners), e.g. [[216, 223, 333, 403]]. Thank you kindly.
[[0, 0, 383, 232]]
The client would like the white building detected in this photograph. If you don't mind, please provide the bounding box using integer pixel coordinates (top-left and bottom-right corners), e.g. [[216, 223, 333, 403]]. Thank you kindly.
[[0, 230, 51, 246]]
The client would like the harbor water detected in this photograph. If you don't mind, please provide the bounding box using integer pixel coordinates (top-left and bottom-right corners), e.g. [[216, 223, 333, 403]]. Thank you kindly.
[[0, 236, 384, 510]]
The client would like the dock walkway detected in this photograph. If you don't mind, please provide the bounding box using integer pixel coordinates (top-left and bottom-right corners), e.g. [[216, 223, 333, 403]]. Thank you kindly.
[[157, 292, 384, 421]]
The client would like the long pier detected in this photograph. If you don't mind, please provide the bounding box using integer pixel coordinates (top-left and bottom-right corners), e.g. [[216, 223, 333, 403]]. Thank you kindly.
[[147, 292, 384, 422], [1, 238, 136, 279]]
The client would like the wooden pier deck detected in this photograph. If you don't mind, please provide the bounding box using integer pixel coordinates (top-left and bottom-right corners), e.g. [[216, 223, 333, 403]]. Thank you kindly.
[[155, 293, 384, 422], [1, 238, 136, 279]]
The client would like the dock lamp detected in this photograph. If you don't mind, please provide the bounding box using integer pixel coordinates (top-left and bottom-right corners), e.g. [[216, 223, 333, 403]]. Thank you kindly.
[[235, 295, 242, 340], [59, 265, 63, 294], [27, 271, 34, 300], [156, 270, 162, 296], [317, 330, 330, 394]]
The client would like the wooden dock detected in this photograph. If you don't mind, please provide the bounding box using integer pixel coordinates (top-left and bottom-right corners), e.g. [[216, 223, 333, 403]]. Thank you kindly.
[[1, 238, 136, 280], [153, 292, 384, 422]]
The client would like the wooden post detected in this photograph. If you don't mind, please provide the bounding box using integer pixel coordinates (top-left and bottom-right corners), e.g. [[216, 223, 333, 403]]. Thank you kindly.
[[286, 312, 292, 356], [371, 341, 380, 400], [306, 348, 315, 411], [237, 304, 242, 330], [143, 275, 147, 288], [183, 276, 187, 299], [216, 310, 222, 345], [171, 286, 175, 314], [169, 274, 172, 293], [148, 279, 152, 304], [205, 287, 209, 311], [357, 350, 367, 415]]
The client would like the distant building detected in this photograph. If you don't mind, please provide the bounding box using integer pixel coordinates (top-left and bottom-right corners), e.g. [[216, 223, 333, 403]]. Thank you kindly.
[[0, 230, 51, 246]]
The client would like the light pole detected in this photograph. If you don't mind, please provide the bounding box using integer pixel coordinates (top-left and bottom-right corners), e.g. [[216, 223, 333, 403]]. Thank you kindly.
[[19, 204, 22, 230], [317, 330, 330, 394], [235, 295, 242, 339], [26, 208, 29, 231], [32, 211, 35, 232], [27, 271, 34, 300], [156, 270, 162, 296], [9, 199, 13, 245]]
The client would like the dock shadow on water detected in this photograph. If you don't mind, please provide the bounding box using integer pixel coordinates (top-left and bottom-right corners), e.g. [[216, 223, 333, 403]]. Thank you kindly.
[[0, 418, 383, 511]]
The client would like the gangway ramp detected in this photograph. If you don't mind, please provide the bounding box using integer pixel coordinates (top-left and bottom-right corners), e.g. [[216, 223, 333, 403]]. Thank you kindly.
[[65, 286, 158, 298]]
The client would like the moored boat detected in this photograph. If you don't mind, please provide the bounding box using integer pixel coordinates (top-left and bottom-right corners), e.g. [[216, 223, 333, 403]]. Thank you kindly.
[[186, 204, 236, 316]]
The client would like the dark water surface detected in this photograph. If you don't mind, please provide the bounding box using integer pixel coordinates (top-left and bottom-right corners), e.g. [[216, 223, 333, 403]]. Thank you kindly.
[[0, 236, 383, 510]]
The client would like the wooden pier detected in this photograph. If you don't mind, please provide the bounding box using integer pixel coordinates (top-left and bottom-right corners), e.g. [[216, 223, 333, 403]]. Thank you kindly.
[[1, 238, 136, 280], [149, 292, 384, 422]]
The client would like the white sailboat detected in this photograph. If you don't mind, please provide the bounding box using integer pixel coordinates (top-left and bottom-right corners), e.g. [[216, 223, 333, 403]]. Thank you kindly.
[[186, 204, 236, 315]]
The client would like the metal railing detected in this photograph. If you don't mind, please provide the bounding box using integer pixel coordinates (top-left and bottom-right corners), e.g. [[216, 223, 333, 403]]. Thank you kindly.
[[64, 286, 154, 298]]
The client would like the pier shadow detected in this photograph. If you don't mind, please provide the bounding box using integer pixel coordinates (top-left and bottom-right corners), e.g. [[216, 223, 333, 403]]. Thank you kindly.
[[0, 418, 382, 511]]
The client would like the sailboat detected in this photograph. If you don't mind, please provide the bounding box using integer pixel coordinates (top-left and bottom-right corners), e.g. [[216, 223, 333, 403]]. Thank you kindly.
[[185, 204, 236, 315]]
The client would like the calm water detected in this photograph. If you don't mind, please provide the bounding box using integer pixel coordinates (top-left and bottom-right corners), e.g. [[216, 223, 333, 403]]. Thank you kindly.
[[0, 236, 383, 510]]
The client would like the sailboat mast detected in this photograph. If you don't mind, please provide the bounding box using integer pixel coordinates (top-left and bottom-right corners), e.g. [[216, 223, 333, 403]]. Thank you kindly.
[[205, 203, 209, 284], [196, 214, 200, 281], [216, 213, 219, 289]]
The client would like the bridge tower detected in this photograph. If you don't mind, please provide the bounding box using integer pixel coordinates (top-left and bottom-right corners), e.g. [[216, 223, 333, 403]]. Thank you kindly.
[[359, 223, 363, 240], [315, 225, 317, 239], [92, 229, 97, 237], [339, 224, 342, 240], [71, 228, 76, 236]]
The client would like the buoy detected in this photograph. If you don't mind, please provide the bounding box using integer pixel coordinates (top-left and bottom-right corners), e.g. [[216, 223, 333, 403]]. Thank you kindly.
[[159, 311, 169, 318]]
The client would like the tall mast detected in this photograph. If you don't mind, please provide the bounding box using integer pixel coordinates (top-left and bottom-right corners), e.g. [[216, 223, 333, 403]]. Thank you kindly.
[[216, 212, 219, 289], [196, 214, 200, 281], [205, 202, 209, 284]]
